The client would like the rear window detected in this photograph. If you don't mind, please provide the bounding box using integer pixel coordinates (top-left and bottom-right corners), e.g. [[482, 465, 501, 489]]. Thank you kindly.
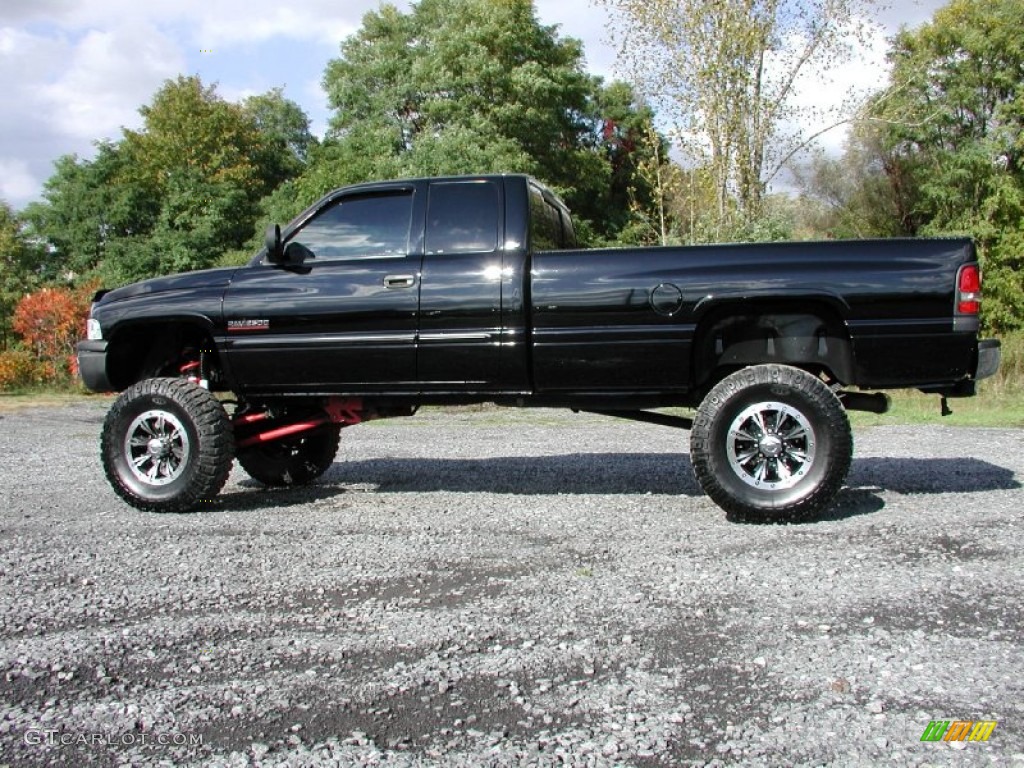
[[426, 181, 499, 254], [529, 183, 575, 250]]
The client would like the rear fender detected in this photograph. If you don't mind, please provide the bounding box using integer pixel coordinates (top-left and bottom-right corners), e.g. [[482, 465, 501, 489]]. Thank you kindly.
[[692, 306, 854, 392]]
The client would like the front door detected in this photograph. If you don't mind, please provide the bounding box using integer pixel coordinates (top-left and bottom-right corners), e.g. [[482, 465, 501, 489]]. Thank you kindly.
[[223, 185, 422, 393]]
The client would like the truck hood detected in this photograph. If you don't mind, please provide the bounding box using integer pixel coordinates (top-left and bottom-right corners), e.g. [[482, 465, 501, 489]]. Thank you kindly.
[[97, 267, 240, 306]]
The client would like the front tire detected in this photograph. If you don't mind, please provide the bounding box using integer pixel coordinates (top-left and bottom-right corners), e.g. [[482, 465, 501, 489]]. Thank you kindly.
[[101, 378, 234, 512], [236, 428, 340, 487], [690, 365, 852, 523]]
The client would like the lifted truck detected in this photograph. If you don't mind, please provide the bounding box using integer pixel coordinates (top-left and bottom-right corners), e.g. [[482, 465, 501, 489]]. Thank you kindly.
[[77, 174, 1001, 522]]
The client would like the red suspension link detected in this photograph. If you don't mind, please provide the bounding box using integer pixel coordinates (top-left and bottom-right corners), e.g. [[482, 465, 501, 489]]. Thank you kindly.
[[235, 398, 365, 449]]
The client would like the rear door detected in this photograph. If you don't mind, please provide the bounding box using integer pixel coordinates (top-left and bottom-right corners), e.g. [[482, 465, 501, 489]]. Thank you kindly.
[[416, 179, 504, 389], [223, 185, 422, 392]]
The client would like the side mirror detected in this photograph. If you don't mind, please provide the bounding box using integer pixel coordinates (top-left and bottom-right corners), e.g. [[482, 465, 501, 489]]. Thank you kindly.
[[282, 241, 314, 267], [264, 224, 283, 263]]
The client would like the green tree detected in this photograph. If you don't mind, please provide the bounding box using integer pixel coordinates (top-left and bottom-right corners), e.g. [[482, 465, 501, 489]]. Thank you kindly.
[[585, 82, 676, 245], [598, 0, 880, 237], [0, 202, 44, 349], [314, 0, 659, 242], [24, 142, 160, 283], [123, 76, 274, 195], [874, 0, 1024, 331], [28, 76, 314, 284], [793, 118, 910, 239], [242, 87, 318, 183]]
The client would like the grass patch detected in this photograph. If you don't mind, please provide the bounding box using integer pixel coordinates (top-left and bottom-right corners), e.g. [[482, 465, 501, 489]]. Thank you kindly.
[[0, 390, 106, 413], [849, 388, 1024, 429]]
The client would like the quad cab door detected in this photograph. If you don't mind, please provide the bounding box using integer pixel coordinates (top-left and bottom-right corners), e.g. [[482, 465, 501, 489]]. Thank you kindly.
[[222, 183, 423, 393], [417, 179, 506, 390]]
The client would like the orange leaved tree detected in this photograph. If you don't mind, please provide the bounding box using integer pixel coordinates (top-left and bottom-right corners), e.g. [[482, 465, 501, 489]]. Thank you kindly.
[[12, 284, 94, 382]]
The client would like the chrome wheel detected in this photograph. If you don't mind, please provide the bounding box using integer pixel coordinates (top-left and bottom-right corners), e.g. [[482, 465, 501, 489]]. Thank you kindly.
[[692, 365, 851, 522], [103, 378, 234, 512], [726, 401, 816, 491], [124, 409, 191, 486]]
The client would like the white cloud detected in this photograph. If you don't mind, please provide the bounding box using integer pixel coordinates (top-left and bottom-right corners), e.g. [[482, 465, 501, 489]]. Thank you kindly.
[[780, 16, 892, 160], [0, 21, 183, 207], [191, 3, 363, 47], [0, 1, 69, 26], [0, 158, 41, 203], [535, 0, 616, 80], [303, 76, 332, 140], [0, 27, 79, 207], [40, 23, 184, 142], [0, 2, 387, 208], [2, 0, 384, 47]]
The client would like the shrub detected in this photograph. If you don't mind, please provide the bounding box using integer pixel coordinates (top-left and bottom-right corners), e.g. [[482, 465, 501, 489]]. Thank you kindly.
[[11, 284, 93, 382], [0, 349, 45, 391]]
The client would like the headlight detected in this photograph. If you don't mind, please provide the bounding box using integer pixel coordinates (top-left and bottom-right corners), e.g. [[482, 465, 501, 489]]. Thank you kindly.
[[87, 318, 103, 340]]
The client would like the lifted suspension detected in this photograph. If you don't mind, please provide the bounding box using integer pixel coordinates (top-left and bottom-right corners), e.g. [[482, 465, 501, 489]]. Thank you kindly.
[[234, 399, 416, 449]]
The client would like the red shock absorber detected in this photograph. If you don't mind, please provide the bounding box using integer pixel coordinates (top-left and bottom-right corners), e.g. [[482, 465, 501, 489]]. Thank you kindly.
[[235, 398, 365, 449]]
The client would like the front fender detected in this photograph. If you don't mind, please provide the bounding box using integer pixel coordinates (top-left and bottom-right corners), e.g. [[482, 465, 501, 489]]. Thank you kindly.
[[77, 340, 113, 392]]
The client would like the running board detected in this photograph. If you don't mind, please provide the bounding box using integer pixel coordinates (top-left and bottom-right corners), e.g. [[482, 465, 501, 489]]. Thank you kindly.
[[578, 409, 694, 430], [838, 391, 891, 414]]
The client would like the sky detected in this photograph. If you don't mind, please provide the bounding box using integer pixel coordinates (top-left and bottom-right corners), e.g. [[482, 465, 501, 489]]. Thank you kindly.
[[0, 0, 948, 211]]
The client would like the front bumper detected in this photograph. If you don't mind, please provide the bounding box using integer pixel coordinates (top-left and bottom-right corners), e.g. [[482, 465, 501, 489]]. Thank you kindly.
[[76, 340, 113, 392], [975, 338, 1001, 381]]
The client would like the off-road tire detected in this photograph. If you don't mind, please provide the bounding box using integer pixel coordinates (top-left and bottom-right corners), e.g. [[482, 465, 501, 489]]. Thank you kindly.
[[236, 427, 341, 487], [101, 378, 234, 512], [690, 365, 852, 523]]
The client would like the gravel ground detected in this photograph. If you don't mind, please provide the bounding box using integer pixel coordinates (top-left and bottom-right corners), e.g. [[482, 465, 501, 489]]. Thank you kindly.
[[0, 399, 1022, 768]]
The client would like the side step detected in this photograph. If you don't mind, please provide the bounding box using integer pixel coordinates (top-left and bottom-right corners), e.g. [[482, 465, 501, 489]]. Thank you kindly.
[[837, 391, 891, 414], [579, 410, 694, 430], [581, 391, 890, 430]]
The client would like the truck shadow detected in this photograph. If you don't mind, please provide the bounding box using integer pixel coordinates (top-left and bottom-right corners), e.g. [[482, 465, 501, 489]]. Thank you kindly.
[[319, 454, 1018, 496], [810, 456, 1022, 523], [219, 455, 1018, 521]]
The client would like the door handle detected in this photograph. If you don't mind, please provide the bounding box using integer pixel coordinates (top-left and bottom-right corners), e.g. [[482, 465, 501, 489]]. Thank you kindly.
[[384, 274, 417, 289]]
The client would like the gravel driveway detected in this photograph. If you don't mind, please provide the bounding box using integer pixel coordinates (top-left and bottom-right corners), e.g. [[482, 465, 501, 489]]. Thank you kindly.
[[0, 400, 1022, 767]]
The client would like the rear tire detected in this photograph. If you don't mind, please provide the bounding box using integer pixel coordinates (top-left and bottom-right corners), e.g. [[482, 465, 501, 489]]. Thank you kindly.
[[690, 365, 852, 523], [101, 378, 234, 512], [237, 428, 341, 487]]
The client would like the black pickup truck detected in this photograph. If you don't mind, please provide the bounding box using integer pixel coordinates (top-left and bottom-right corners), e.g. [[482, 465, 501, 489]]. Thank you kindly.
[[77, 174, 1000, 521]]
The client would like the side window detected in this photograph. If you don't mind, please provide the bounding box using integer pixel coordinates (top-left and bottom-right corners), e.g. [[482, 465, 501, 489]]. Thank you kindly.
[[289, 192, 412, 260], [529, 185, 560, 251], [426, 181, 499, 254], [558, 208, 577, 249]]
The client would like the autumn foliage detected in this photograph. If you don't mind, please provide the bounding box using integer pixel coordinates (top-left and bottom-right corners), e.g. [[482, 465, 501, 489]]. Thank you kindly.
[[0, 349, 44, 390], [3, 283, 95, 388]]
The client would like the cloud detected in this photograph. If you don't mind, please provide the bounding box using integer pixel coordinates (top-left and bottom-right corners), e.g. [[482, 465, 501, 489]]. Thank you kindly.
[[0, 1, 399, 209], [40, 23, 185, 142], [0, 158, 40, 204], [2, 0, 387, 48], [302, 76, 333, 140], [782, 16, 893, 157], [190, 3, 364, 47], [535, 0, 616, 80], [0, 27, 79, 207], [0, 21, 183, 208], [0, 1, 69, 26]]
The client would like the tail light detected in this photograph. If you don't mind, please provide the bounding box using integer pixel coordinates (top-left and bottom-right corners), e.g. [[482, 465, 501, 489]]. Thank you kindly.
[[956, 264, 981, 315]]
